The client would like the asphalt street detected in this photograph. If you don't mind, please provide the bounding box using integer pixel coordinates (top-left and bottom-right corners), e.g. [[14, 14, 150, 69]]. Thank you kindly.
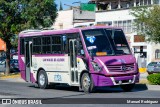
[[0, 73, 160, 107], [0, 79, 160, 99]]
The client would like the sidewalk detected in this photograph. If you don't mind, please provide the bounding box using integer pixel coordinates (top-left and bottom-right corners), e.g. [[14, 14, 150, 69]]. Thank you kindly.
[[0, 73, 25, 83], [1, 77, 25, 83]]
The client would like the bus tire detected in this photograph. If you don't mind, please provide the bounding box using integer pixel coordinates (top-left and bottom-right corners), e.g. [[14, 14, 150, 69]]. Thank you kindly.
[[38, 70, 49, 89], [120, 84, 135, 92], [81, 73, 95, 93]]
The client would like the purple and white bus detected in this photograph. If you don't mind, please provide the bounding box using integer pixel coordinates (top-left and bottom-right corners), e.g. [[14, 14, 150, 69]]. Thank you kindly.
[[18, 26, 139, 93]]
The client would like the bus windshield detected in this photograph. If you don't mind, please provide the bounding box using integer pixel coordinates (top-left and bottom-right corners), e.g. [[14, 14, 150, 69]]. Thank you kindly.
[[82, 29, 131, 56]]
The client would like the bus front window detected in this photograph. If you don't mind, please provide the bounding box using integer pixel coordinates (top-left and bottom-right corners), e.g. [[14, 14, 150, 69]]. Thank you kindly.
[[105, 29, 131, 55], [82, 29, 131, 56], [82, 29, 114, 56]]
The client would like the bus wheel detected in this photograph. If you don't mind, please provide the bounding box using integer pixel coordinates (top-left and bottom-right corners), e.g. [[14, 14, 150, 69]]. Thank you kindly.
[[120, 84, 135, 92], [81, 73, 95, 93], [38, 70, 49, 89]]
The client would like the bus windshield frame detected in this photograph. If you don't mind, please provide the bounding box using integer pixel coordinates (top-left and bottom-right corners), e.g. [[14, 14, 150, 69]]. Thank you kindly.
[[82, 28, 131, 56]]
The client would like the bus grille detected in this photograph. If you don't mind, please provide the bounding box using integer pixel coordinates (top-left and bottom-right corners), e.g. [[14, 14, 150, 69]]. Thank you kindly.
[[106, 63, 134, 72]]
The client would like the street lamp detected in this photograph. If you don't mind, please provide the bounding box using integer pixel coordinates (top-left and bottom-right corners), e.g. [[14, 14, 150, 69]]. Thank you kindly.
[[72, 1, 81, 4]]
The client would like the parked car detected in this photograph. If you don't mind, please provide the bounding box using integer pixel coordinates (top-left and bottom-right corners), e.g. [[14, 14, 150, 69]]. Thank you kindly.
[[0, 60, 5, 73], [0, 57, 6, 63], [0, 59, 19, 73], [147, 62, 160, 74]]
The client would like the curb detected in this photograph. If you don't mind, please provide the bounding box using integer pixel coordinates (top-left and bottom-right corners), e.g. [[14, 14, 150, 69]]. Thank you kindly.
[[0, 74, 20, 79], [139, 79, 149, 84], [146, 84, 160, 91], [135, 84, 160, 91]]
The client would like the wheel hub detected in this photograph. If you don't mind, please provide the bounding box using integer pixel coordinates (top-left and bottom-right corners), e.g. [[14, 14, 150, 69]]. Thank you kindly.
[[83, 75, 91, 89], [39, 74, 45, 86]]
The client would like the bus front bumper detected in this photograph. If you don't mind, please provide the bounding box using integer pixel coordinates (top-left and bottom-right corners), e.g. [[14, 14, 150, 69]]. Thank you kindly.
[[91, 73, 140, 87]]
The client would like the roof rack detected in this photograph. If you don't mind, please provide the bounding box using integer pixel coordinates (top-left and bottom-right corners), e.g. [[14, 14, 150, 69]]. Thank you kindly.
[[42, 27, 54, 30], [20, 29, 42, 33]]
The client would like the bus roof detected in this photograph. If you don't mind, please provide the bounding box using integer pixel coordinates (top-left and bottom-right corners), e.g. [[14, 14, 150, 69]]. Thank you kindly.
[[19, 26, 122, 37]]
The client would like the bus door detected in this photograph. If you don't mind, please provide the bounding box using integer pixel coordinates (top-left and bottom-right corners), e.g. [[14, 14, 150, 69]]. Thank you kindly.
[[69, 39, 78, 84], [24, 41, 32, 82]]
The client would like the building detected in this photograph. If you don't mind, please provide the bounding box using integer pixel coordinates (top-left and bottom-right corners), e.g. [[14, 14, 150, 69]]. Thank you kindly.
[[0, 38, 6, 57], [93, 0, 160, 68], [52, 8, 95, 29]]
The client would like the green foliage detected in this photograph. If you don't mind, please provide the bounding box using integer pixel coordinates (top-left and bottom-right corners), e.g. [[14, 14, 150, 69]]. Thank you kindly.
[[0, 0, 57, 74], [10, 34, 18, 48], [0, 0, 57, 42], [131, 5, 160, 43], [147, 73, 160, 85]]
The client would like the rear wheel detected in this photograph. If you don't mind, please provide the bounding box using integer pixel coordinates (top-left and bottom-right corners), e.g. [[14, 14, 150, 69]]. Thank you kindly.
[[120, 84, 135, 92], [38, 70, 49, 89], [81, 73, 95, 93]]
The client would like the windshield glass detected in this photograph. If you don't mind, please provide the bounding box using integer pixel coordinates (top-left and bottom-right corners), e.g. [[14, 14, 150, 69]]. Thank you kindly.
[[82, 29, 131, 56], [82, 29, 114, 56], [148, 62, 157, 66], [105, 29, 131, 55]]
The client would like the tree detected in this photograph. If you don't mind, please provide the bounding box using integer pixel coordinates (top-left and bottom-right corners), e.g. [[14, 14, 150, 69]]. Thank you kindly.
[[59, 1, 63, 11], [11, 34, 18, 49], [131, 5, 160, 43], [0, 0, 57, 75]]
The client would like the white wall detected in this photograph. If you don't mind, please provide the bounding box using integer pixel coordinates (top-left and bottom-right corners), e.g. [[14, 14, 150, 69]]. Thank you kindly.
[[74, 22, 95, 27], [96, 9, 135, 22], [74, 9, 95, 20], [147, 43, 160, 63], [53, 9, 95, 30], [53, 10, 74, 29]]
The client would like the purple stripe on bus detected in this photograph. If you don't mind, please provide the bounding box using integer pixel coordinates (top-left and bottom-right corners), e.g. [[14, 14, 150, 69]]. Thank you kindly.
[[19, 28, 80, 37], [21, 70, 26, 81], [19, 26, 122, 37], [77, 56, 85, 58], [91, 74, 114, 86], [33, 54, 65, 57], [97, 55, 135, 64], [18, 57, 25, 71], [114, 75, 134, 81]]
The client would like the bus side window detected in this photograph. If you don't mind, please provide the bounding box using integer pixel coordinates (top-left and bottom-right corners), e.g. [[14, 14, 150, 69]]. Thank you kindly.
[[42, 36, 51, 54], [52, 36, 62, 54], [62, 35, 67, 54], [77, 38, 85, 56], [20, 38, 24, 55], [65, 33, 79, 54], [33, 37, 42, 54]]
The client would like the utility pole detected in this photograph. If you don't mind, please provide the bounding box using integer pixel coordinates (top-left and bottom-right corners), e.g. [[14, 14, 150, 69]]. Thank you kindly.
[[59, 1, 63, 11]]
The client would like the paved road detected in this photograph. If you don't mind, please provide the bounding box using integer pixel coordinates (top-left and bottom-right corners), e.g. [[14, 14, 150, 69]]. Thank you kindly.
[[0, 79, 160, 106], [0, 72, 160, 107], [0, 79, 160, 98]]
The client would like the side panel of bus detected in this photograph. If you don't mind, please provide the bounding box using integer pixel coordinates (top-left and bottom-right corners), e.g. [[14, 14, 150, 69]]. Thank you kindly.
[[19, 32, 87, 86], [31, 55, 71, 84]]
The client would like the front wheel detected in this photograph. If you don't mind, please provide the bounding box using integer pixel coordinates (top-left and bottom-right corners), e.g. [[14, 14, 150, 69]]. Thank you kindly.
[[38, 70, 49, 89], [81, 73, 95, 93], [120, 84, 135, 92]]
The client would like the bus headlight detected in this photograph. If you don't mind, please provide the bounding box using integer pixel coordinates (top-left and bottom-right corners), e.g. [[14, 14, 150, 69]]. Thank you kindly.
[[91, 62, 101, 72]]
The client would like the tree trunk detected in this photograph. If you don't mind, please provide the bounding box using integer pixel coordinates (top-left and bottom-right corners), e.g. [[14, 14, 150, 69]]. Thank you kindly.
[[5, 41, 11, 75]]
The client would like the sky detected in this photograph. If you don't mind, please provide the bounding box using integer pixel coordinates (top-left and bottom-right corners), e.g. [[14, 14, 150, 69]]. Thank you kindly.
[[55, 0, 89, 10]]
